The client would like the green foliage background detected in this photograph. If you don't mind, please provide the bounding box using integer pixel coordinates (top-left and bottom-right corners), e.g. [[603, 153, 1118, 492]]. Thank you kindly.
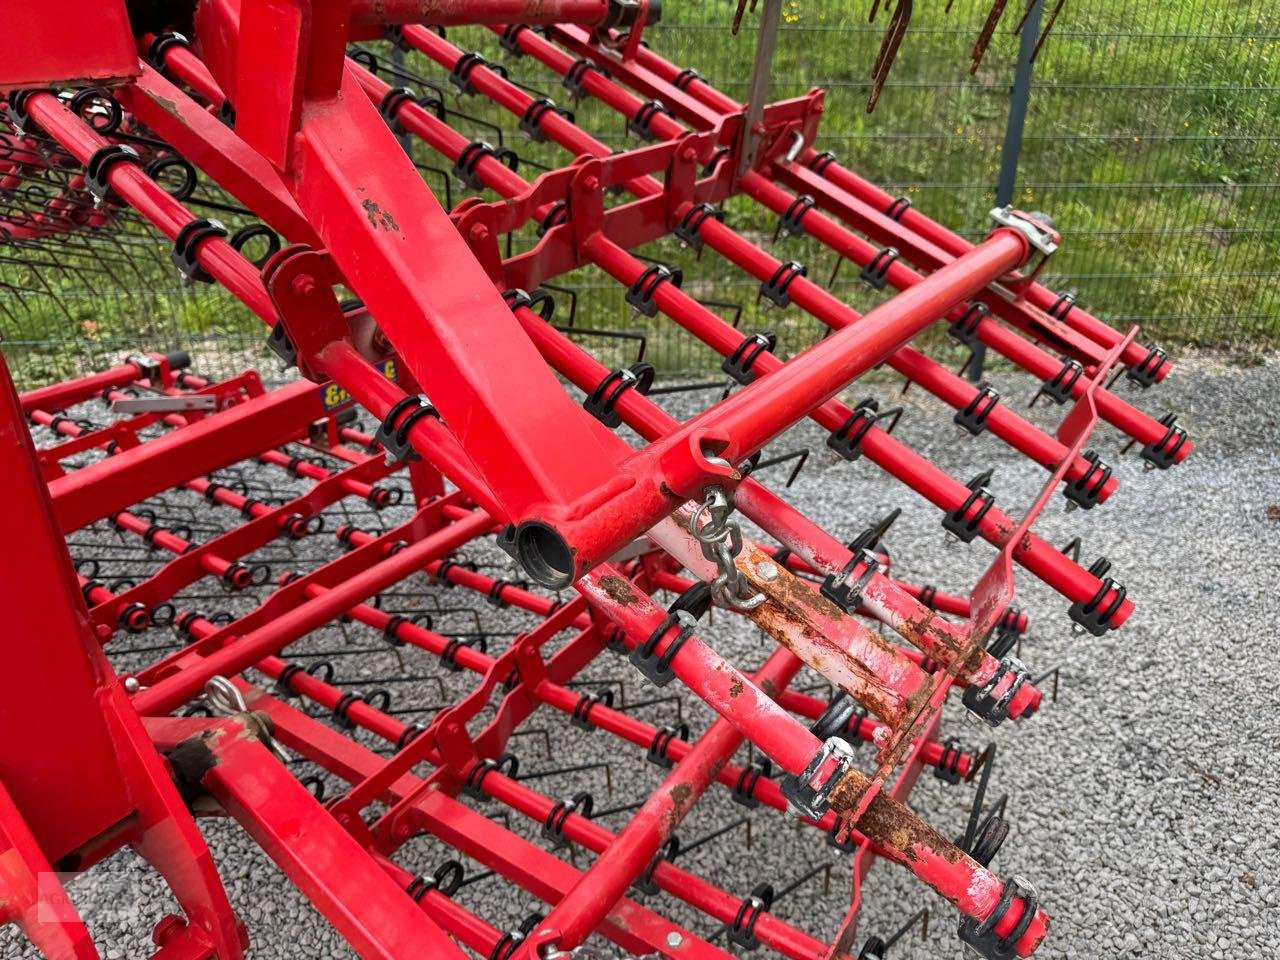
[[3, 0, 1276, 386]]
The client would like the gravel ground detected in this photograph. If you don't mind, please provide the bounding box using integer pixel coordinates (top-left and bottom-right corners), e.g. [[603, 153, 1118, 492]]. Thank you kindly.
[[7, 352, 1278, 960]]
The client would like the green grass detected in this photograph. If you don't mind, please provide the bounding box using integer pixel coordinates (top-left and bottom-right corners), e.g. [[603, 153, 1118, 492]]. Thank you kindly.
[[2, 0, 1277, 385]]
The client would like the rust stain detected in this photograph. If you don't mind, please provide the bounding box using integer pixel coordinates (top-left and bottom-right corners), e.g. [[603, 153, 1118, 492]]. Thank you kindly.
[[151, 94, 181, 117], [759, 677, 778, 698], [666, 783, 693, 834], [362, 198, 400, 233], [848, 785, 965, 866], [597, 574, 640, 606], [729, 674, 744, 698]]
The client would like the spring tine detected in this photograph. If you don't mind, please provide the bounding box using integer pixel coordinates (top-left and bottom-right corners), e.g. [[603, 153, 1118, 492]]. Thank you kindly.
[[509, 727, 555, 759], [869, 0, 912, 111], [971, 0, 1011, 73], [882, 907, 930, 948]]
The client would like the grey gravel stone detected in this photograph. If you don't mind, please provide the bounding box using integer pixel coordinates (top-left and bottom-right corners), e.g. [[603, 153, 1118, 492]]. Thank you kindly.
[[3, 353, 1276, 959]]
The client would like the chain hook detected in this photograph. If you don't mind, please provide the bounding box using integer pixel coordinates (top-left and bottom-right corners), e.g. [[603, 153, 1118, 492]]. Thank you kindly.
[[692, 485, 765, 611]]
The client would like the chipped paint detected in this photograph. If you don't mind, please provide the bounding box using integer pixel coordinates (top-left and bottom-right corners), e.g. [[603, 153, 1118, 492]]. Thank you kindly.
[[597, 574, 640, 606], [361, 198, 400, 232]]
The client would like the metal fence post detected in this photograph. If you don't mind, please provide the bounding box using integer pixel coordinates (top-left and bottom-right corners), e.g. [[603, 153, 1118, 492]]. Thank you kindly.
[[970, 0, 1044, 382]]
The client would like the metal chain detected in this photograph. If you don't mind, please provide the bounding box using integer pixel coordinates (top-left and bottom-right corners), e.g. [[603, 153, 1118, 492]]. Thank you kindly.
[[690, 485, 765, 611]]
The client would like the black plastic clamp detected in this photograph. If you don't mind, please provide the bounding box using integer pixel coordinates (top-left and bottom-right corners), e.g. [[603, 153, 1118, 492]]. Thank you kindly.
[[731, 758, 773, 809], [950, 302, 990, 347], [453, 140, 518, 189], [627, 99, 671, 141], [1062, 450, 1111, 510], [1047, 290, 1076, 321], [962, 656, 1028, 727], [1068, 557, 1126, 635], [942, 471, 995, 543], [820, 549, 880, 613], [673, 67, 704, 90], [463, 753, 519, 799], [146, 31, 190, 70], [935, 738, 966, 784], [449, 51, 506, 96], [378, 86, 416, 134], [84, 143, 141, 206], [499, 22, 529, 55], [721, 332, 777, 385], [776, 194, 815, 239], [542, 791, 593, 847], [674, 202, 724, 252], [171, 218, 227, 283], [885, 195, 912, 221], [267, 321, 297, 368], [957, 875, 1039, 960], [701, 146, 731, 177], [632, 837, 679, 896], [406, 861, 464, 902], [630, 609, 698, 687], [486, 578, 527, 607], [373, 395, 439, 463], [646, 724, 688, 768], [1139, 413, 1187, 470], [563, 58, 610, 100], [827, 397, 900, 461], [625, 263, 682, 317], [807, 150, 838, 175], [987, 625, 1018, 661], [397, 723, 428, 750], [859, 246, 900, 290], [728, 883, 775, 950], [570, 688, 615, 729], [1035, 357, 1084, 405], [759, 260, 807, 308], [440, 635, 486, 672], [519, 97, 573, 142], [954, 385, 1001, 436], [535, 200, 568, 237], [1126, 342, 1168, 388], [583, 361, 655, 428], [3, 90, 38, 135]]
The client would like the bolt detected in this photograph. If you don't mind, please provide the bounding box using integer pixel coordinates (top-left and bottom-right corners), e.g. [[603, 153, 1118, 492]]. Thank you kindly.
[[756, 561, 779, 582], [291, 274, 317, 297], [681, 147, 697, 162], [583, 175, 600, 191], [123, 676, 140, 693], [469, 224, 490, 242], [667, 932, 684, 948]]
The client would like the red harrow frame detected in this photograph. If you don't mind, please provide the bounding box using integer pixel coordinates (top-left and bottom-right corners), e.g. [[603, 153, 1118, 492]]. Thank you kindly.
[[0, 2, 1191, 958]]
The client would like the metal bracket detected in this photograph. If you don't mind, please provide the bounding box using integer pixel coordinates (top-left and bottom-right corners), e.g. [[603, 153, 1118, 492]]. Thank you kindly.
[[780, 736, 857, 821]]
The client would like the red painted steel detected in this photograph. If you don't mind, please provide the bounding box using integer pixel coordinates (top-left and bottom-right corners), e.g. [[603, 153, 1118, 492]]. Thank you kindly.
[[0, 6, 1193, 959]]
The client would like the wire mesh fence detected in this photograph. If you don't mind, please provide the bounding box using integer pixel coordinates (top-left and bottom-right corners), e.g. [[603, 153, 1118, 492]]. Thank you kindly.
[[652, 0, 1280, 352], [0, 0, 1276, 387]]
